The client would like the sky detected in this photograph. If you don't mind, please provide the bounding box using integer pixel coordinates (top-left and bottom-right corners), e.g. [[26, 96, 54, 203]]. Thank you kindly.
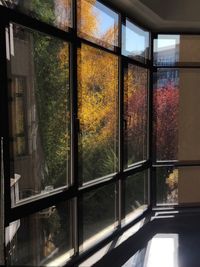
[[92, 1, 179, 54], [92, 1, 148, 53]]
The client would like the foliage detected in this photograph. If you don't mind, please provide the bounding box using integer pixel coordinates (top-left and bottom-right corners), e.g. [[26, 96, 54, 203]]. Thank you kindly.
[[78, 44, 118, 181], [154, 84, 179, 160], [32, 7, 70, 188], [124, 65, 148, 166]]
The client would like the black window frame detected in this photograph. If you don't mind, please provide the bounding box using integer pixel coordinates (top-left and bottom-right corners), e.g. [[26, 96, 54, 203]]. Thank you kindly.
[[0, 1, 152, 266]]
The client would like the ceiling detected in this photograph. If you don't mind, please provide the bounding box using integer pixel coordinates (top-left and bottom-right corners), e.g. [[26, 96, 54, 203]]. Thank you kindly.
[[106, 0, 200, 32]]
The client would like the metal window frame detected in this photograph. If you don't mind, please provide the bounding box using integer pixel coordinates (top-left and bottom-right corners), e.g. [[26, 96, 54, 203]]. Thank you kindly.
[[0, 0, 153, 266]]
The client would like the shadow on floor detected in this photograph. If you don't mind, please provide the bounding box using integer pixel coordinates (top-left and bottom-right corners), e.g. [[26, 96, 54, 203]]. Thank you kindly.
[[93, 212, 200, 267]]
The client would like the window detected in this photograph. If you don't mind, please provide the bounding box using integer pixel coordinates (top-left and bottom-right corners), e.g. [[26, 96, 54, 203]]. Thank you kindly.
[[78, 44, 119, 183], [156, 166, 200, 205], [154, 68, 200, 161], [125, 170, 149, 224], [122, 19, 149, 63], [9, 24, 71, 205], [6, 200, 73, 266], [124, 64, 148, 168], [81, 183, 117, 250], [0, 2, 150, 266], [0, 0, 72, 30], [77, 0, 119, 50], [154, 35, 200, 66]]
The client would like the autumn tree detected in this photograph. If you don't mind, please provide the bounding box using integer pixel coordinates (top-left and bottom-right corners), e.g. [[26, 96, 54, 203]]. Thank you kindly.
[[124, 65, 148, 166], [154, 84, 179, 160]]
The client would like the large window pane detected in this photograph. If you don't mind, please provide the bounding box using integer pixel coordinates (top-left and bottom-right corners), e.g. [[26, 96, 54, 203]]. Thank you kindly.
[[77, 0, 118, 50], [125, 170, 149, 224], [122, 19, 149, 63], [9, 24, 71, 205], [0, 0, 72, 30], [154, 68, 200, 161], [78, 44, 118, 183], [124, 65, 148, 168], [6, 201, 73, 266], [81, 183, 116, 250], [154, 35, 200, 66], [156, 166, 200, 205]]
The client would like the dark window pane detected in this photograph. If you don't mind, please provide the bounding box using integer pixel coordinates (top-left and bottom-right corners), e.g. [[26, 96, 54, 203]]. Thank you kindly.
[[154, 35, 200, 66], [6, 201, 73, 266], [9, 24, 71, 205], [1, 0, 72, 30], [124, 65, 148, 168], [154, 68, 200, 161], [125, 171, 149, 224], [122, 19, 149, 63], [82, 183, 116, 250], [77, 0, 118, 50], [156, 166, 200, 205], [78, 44, 118, 183]]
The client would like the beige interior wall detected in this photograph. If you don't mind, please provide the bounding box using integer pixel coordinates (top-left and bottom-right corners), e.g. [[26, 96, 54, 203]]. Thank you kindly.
[[178, 37, 200, 203]]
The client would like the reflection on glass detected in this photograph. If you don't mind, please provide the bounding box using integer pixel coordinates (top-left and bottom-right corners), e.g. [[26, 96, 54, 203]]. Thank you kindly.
[[6, 201, 73, 266], [122, 19, 149, 62], [0, 0, 72, 30], [125, 171, 148, 224], [124, 65, 148, 168], [9, 24, 71, 205], [82, 183, 116, 250], [154, 35, 200, 66], [78, 44, 118, 183], [154, 68, 200, 161], [156, 166, 200, 205], [77, 0, 118, 50]]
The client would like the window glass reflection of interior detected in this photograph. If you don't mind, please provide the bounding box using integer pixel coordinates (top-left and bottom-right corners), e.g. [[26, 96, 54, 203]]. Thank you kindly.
[[10, 76, 27, 157], [82, 183, 116, 251], [125, 171, 149, 224], [78, 44, 118, 183], [124, 65, 148, 168], [9, 24, 71, 205], [6, 201, 73, 266], [154, 35, 200, 66]]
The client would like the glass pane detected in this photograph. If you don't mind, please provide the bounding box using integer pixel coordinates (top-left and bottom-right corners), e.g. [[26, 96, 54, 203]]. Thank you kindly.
[[156, 166, 200, 205], [9, 24, 71, 205], [6, 201, 73, 266], [122, 19, 149, 63], [124, 65, 148, 168], [154, 35, 200, 66], [0, 0, 72, 30], [78, 44, 118, 183], [154, 68, 200, 161], [77, 0, 118, 50], [82, 183, 116, 250], [125, 170, 148, 224]]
